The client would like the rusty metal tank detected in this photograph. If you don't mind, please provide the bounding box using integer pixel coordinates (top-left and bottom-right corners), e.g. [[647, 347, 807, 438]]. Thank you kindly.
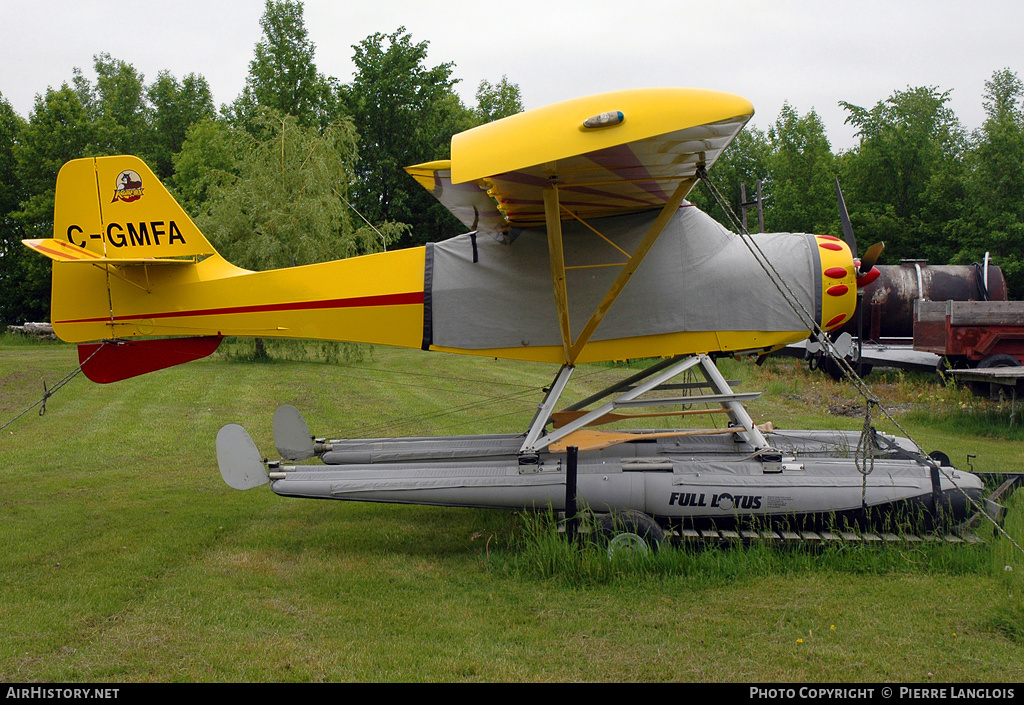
[[841, 259, 1008, 341]]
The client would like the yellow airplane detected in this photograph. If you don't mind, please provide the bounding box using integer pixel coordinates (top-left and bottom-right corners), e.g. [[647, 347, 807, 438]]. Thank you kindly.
[[25, 88, 862, 377], [27, 87, 986, 538]]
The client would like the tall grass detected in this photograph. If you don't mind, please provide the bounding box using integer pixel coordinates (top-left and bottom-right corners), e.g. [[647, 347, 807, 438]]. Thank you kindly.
[[0, 331, 63, 347], [216, 336, 372, 365], [501, 508, 1014, 587]]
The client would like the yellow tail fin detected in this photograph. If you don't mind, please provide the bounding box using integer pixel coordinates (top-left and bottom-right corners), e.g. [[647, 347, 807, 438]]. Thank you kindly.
[[41, 155, 216, 261]]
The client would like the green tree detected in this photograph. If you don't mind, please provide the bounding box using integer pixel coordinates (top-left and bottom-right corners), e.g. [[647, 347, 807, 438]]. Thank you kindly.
[[147, 71, 216, 179], [474, 75, 524, 123], [765, 103, 837, 235], [14, 86, 96, 231], [0, 92, 29, 326], [197, 108, 397, 272], [170, 117, 245, 217], [840, 86, 965, 262], [230, 0, 337, 132], [958, 69, 1024, 294], [340, 26, 473, 245], [73, 53, 151, 157]]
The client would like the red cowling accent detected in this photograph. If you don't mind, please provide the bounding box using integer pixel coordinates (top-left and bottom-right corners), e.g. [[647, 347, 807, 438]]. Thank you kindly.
[[856, 266, 882, 288], [78, 336, 223, 384], [825, 313, 847, 329]]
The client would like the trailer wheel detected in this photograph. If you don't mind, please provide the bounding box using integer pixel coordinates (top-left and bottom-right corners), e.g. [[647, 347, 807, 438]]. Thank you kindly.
[[977, 353, 1021, 369], [598, 510, 665, 557], [973, 354, 1021, 399]]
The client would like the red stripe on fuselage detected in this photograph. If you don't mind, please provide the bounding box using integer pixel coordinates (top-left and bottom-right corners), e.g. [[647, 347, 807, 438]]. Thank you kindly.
[[56, 291, 425, 325]]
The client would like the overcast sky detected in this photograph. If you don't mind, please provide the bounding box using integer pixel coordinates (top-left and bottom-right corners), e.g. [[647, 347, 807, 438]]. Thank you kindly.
[[2, 0, 1021, 152]]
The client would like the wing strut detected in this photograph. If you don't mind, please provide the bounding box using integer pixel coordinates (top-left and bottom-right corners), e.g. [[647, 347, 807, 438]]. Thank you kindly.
[[543, 185, 573, 364], [542, 179, 694, 365]]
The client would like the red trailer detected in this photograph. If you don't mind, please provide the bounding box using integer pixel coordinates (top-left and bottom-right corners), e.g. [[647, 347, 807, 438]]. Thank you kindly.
[[914, 300, 1024, 400], [914, 300, 1024, 366]]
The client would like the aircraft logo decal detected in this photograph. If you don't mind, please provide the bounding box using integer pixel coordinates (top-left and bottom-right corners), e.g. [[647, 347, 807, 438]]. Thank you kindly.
[[668, 491, 764, 510], [111, 170, 144, 203]]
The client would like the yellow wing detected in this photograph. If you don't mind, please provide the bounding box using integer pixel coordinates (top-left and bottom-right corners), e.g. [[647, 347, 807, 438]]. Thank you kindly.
[[406, 87, 754, 234]]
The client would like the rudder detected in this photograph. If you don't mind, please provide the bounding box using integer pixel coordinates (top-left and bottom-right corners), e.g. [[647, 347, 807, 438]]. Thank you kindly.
[[53, 155, 216, 260], [24, 155, 224, 345]]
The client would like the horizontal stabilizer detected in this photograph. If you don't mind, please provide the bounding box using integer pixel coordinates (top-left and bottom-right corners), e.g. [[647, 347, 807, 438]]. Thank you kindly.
[[78, 336, 223, 383], [23, 238, 200, 266]]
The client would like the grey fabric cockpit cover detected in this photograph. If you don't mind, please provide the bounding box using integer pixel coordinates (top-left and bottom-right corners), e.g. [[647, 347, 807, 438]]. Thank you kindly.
[[425, 204, 821, 351]]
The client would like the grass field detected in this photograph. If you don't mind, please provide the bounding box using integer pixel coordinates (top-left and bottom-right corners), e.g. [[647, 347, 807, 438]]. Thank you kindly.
[[1, 334, 1022, 682]]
